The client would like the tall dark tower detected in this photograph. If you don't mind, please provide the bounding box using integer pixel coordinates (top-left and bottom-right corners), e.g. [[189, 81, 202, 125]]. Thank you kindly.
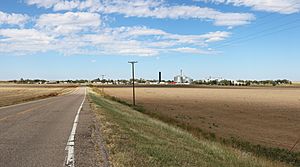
[[159, 72, 162, 83]]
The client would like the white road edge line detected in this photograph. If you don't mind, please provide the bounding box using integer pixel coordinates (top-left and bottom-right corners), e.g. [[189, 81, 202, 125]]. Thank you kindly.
[[64, 87, 86, 167]]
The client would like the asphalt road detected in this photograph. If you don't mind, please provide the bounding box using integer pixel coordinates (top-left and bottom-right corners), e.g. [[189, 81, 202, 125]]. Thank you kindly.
[[0, 87, 90, 167]]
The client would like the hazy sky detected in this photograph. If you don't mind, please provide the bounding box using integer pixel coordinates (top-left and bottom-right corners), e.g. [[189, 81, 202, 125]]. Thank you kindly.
[[0, 0, 300, 81]]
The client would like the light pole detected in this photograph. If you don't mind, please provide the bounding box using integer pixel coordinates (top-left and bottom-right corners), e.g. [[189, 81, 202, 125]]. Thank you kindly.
[[128, 61, 138, 106], [101, 75, 105, 93]]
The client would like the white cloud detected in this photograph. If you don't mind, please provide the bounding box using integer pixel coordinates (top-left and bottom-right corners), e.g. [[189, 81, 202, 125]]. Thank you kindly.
[[117, 26, 167, 36], [196, 0, 300, 14], [1, 1, 239, 56], [0, 25, 229, 56], [53, 0, 81, 11], [0, 29, 53, 43], [27, 0, 101, 12], [3, 0, 238, 57], [172, 47, 210, 54], [26, 0, 255, 27], [26, 0, 60, 8], [0, 28, 54, 54], [99, 0, 255, 26], [36, 12, 101, 35], [115, 26, 230, 42], [70, 27, 230, 56], [80, 29, 160, 56], [200, 31, 230, 42], [164, 31, 231, 46], [53, 0, 101, 12], [0, 11, 29, 26]]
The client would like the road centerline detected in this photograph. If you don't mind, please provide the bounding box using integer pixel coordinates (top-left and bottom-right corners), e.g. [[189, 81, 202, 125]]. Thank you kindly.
[[0, 100, 59, 122]]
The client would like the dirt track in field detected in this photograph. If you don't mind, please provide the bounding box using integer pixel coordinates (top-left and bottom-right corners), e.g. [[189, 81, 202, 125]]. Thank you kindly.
[[104, 87, 300, 151]]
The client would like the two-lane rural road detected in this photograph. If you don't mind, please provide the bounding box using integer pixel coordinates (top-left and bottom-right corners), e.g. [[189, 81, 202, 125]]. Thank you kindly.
[[0, 87, 87, 167]]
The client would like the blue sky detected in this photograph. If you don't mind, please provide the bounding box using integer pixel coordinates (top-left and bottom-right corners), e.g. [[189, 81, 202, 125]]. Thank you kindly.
[[0, 0, 299, 81]]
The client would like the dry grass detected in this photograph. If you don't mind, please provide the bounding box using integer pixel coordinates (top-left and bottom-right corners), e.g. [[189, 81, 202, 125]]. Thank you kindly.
[[89, 89, 285, 167], [292, 82, 300, 86], [0, 85, 76, 107]]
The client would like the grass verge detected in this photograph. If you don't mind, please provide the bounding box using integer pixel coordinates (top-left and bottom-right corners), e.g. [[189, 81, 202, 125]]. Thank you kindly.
[[89, 89, 284, 167]]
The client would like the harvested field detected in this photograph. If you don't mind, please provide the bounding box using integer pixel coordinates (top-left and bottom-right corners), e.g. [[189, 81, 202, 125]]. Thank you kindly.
[[103, 87, 300, 152], [0, 84, 76, 107]]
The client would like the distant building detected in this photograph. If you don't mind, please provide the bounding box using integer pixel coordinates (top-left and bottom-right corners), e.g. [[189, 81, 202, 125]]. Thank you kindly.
[[205, 76, 223, 82], [174, 70, 193, 84], [46, 80, 58, 84], [159, 72, 162, 83]]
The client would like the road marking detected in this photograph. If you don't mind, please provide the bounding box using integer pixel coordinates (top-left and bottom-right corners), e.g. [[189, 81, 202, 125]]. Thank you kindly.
[[65, 87, 86, 167], [0, 100, 59, 122]]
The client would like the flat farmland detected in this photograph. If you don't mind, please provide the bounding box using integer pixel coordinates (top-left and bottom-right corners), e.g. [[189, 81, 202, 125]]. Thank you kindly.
[[103, 87, 300, 151], [0, 84, 76, 107]]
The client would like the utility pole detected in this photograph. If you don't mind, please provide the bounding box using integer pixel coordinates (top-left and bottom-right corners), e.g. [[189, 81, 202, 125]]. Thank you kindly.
[[128, 61, 138, 106], [101, 75, 105, 93]]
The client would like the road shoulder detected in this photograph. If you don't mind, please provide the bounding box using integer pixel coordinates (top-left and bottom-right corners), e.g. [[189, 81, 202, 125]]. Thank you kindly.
[[75, 97, 109, 167]]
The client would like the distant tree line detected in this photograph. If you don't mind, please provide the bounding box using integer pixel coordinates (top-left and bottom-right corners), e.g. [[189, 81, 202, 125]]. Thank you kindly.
[[91, 78, 172, 84], [236, 79, 292, 86], [91, 78, 125, 84], [8, 78, 88, 84], [193, 79, 292, 86], [193, 80, 233, 86], [9, 78, 47, 84], [6, 78, 292, 86]]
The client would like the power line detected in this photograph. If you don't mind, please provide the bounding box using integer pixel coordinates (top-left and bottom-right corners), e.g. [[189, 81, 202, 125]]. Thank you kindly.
[[212, 1, 300, 49], [228, 0, 300, 31], [214, 19, 300, 49]]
